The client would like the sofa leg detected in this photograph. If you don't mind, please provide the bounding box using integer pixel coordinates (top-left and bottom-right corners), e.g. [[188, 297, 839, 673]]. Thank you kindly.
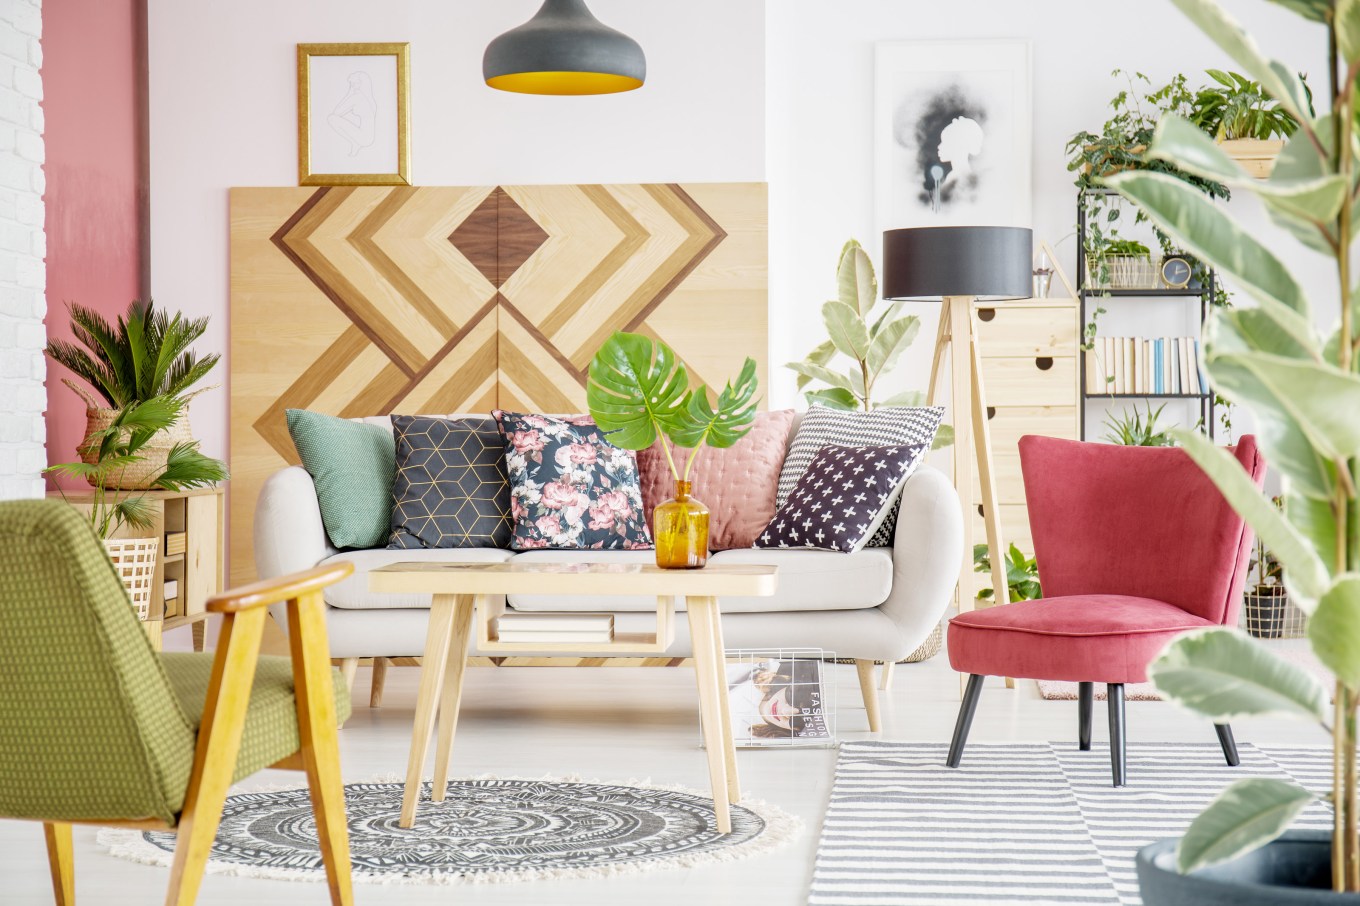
[[947, 674, 985, 768], [879, 661, 895, 692], [1078, 681, 1094, 751], [370, 657, 388, 709], [1215, 723, 1240, 767], [855, 660, 882, 733], [1107, 683, 1127, 787]]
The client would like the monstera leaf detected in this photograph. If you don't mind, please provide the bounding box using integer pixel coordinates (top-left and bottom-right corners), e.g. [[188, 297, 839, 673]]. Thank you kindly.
[[587, 332, 691, 451], [668, 357, 759, 450]]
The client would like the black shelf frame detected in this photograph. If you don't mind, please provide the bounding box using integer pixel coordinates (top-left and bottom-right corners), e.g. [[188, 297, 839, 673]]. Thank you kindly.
[[1077, 187, 1215, 440]]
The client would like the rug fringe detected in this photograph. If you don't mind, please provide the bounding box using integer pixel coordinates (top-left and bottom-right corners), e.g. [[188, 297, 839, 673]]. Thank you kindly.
[[97, 773, 801, 887]]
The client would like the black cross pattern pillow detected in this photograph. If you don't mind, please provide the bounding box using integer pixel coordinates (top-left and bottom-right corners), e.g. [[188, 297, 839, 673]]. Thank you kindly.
[[755, 443, 929, 554]]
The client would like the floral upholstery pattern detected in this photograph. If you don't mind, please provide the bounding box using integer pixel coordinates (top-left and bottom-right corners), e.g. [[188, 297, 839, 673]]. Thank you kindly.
[[493, 411, 653, 551]]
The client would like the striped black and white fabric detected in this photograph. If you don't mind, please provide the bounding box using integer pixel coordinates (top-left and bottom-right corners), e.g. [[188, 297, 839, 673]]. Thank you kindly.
[[777, 406, 944, 547], [810, 741, 1332, 906]]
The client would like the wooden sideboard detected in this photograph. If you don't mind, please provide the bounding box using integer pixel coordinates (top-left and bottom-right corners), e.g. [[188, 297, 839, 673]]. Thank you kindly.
[[49, 487, 224, 650]]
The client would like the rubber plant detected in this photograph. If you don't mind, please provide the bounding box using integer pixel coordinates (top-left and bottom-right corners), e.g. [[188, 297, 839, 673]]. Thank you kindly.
[[785, 239, 953, 450], [1104, 0, 1360, 890]]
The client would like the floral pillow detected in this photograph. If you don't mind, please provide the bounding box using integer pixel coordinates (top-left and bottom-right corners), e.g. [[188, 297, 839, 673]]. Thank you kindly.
[[493, 411, 653, 551]]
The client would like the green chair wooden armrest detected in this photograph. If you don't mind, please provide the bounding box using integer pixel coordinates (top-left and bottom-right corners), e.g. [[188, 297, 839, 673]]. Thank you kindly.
[[0, 500, 355, 905]]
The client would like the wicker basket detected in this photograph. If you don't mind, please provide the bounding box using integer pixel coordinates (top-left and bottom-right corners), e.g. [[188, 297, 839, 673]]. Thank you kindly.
[[899, 620, 943, 664], [79, 407, 193, 490], [104, 537, 159, 622], [1243, 590, 1307, 640], [1086, 255, 1160, 290]]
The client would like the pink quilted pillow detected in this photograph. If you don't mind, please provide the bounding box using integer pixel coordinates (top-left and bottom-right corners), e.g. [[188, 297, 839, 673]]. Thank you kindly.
[[636, 409, 796, 550]]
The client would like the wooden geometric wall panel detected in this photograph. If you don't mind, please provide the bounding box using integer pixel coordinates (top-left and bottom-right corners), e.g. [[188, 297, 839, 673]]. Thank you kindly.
[[229, 183, 767, 584]]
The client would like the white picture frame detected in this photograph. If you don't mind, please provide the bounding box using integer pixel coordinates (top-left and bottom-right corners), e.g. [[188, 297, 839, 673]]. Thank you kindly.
[[875, 40, 1033, 234]]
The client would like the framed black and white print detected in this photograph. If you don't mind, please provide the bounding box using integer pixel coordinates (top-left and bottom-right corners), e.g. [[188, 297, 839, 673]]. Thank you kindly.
[[297, 42, 411, 186], [875, 40, 1032, 233]]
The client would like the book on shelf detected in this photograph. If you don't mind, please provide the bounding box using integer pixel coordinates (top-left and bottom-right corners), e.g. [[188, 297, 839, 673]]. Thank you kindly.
[[495, 612, 615, 643], [1084, 336, 1205, 396], [498, 629, 615, 643]]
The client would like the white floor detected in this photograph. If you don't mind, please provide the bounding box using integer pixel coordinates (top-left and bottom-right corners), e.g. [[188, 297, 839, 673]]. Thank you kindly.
[[0, 631, 1329, 905]]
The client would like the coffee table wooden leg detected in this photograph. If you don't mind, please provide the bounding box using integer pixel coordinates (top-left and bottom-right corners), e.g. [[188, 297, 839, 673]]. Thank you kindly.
[[400, 594, 458, 828], [702, 596, 740, 803], [687, 596, 732, 834], [431, 594, 476, 803]]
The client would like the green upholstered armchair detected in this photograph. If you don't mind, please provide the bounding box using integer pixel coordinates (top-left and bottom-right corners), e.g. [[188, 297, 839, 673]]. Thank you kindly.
[[0, 500, 355, 905]]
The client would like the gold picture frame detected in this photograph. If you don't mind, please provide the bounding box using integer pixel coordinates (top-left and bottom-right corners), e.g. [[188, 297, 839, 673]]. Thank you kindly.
[[297, 42, 411, 186]]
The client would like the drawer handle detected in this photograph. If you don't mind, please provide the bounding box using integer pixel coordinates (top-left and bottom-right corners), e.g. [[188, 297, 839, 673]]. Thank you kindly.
[[986, 406, 996, 420], [976, 505, 985, 518], [978, 308, 997, 322], [1035, 356, 1055, 371]]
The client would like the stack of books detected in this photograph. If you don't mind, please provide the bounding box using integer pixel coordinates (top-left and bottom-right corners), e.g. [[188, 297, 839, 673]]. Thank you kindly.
[[1084, 336, 1206, 395], [495, 612, 614, 643]]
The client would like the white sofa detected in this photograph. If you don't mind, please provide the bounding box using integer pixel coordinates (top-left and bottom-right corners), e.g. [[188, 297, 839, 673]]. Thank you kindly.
[[252, 414, 963, 727]]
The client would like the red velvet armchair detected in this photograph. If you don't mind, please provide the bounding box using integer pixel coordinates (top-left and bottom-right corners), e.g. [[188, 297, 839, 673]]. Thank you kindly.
[[945, 434, 1265, 786]]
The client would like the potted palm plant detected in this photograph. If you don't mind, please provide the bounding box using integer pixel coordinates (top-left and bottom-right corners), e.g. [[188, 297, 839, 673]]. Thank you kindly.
[[46, 299, 221, 489], [1103, 0, 1360, 899], [587, 331, 758, 569], [1190, 68, 1303, 178], [46, 395, 227, 622]]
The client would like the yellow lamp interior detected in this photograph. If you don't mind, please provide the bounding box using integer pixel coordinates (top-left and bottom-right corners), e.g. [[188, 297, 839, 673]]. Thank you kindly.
[[486, 71, 643, 95]]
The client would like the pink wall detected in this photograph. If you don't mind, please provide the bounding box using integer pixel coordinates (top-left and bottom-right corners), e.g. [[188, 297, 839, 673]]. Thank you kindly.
[[42, 0, 147, 487]]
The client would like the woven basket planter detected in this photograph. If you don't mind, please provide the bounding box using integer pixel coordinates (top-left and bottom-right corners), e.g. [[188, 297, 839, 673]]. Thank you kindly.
[[1243, 589, 1307, 640], [899, 620, 943, 664], [79, 407, 193, 490], [103, 537, 159, 622], [1086, 255, 1160, 290]]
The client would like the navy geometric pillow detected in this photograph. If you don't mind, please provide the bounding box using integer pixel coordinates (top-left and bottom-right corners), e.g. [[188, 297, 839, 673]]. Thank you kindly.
[[755, 443, 929, 554], [387, 415, 514, 549]]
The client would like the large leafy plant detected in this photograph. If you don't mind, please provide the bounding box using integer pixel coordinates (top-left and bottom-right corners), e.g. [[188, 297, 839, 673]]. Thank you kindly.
[[47, 299, 219, 409], [47, 395, 228, 538], [785, 239, 952, 449], [973, 543, 1042, 603], [1103, 0, 1360, 890], [586, 331, 758, 482], [1192, 68, 1305, 140]]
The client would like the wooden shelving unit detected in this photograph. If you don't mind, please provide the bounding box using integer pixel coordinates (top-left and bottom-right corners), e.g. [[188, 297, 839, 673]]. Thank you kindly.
[[50, 486, 224, 650]]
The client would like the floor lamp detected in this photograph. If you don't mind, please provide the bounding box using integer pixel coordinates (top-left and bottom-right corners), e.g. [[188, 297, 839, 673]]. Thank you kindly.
[[881, 226, 1034, 636]]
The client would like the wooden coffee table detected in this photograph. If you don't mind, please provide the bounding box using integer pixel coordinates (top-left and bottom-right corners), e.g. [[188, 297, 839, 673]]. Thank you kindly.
[[368, 561, 778, 832]]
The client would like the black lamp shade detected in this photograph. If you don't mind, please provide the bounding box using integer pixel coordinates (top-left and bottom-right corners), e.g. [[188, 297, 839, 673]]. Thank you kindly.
[[882, 226, 1033, 301], [484, 0, 646, 96]]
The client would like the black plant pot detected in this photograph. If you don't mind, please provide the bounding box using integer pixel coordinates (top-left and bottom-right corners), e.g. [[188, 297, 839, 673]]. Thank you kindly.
[[1139, 831, 1360, 904]]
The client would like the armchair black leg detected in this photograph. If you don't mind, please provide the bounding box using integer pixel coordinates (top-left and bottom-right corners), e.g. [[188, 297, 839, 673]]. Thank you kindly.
[[1078, 682, 1094, 751], [1215, 723, 1240, 767], [947, 674, 985, 768], [1107, 683, 1127, 787]]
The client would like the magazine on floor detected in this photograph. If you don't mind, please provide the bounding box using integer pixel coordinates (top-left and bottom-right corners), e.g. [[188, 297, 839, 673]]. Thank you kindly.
[[725, 657, 830, 746]]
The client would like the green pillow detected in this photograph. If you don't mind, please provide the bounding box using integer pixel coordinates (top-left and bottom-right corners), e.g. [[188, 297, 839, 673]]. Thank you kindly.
[[285, 409, 395, 549]]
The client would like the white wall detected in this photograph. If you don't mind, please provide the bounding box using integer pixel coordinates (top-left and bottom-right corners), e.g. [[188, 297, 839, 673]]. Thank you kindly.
[[147, 0, 767, 464], [0, 0, 45, 500], [767, 0, 1331, 444]]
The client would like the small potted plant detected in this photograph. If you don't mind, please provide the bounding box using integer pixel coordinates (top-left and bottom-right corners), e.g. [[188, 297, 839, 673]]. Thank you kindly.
[[1190, 69, 1303, 178], [1241, 498, 1304, 640], [587, 332, 758, 569], [973, 542, 1042, 604], [46, 299, 221, 489], [46, 395, 227, 622], [1102, 402, 1176, 447], [1089, 237, 1157, 289]]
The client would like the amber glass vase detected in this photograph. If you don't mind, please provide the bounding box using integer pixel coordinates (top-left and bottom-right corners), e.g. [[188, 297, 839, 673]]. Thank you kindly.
[[653, 479, 709, 569]]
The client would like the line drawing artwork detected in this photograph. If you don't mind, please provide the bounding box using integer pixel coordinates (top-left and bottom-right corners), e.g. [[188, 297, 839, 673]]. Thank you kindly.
[[328, 71, 377, 157]]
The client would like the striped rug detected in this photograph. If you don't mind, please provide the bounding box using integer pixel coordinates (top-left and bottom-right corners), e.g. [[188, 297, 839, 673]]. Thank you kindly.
[[809, 742, 1332, 905]]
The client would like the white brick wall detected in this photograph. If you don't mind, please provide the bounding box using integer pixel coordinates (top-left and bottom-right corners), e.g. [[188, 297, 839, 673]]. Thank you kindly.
[[0, 0, 43, 500]]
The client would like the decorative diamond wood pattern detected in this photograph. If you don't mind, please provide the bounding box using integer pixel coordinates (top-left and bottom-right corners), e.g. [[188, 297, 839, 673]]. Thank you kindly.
[[229, 183, 767, 584]]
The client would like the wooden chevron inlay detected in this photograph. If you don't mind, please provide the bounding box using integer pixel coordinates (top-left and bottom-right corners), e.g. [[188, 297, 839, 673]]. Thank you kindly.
[[230, 183, 767, 584]]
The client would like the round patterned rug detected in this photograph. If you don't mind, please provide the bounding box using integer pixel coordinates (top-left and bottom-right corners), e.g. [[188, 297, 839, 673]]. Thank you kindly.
[[99, 777, 798, 885]]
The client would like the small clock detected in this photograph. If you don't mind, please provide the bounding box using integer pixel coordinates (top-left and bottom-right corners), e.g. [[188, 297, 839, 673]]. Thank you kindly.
[[1161, 256, 1193, 289]]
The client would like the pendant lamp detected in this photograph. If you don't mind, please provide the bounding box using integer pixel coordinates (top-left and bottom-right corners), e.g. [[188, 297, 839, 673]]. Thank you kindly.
[[483, 0, 646, 96]]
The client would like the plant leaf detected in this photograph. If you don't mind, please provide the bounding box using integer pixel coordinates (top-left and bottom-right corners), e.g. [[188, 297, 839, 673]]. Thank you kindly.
[[1104, 171, 1315, 348], [1148, 627, 1329, 722], [1176, 778, 1315, 874], [1169, 0, 1313, 126], [867, 316, 921, 379], [876, 390, 927, 407], [1339, 0, 1360, 64], [823, 300, 871, 361], [793, 339, 839, 390], [804, 388, 859, 410], [931, 423, 955, 450], [1210, 351, 1360, 462], [837, 240, 877, 318], [669, 358, 759, 450], [785, 361, 854, 393], [1174, 429, 1330, 605], [1307, 575, 1360, 689], [1260, 0, 1329, 22], [586, 332, 691, 451]]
